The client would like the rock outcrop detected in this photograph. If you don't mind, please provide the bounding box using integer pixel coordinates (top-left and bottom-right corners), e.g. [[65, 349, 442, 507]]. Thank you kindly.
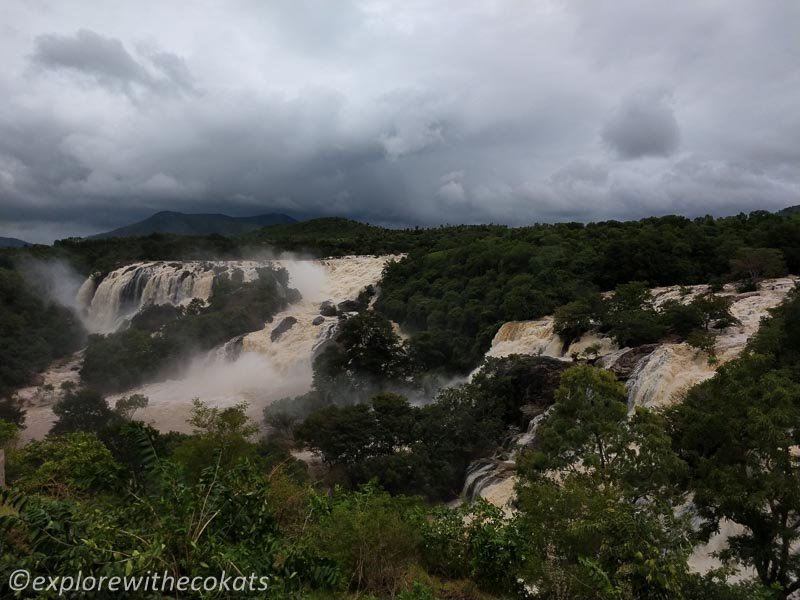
[[270, 316, 298, 342]]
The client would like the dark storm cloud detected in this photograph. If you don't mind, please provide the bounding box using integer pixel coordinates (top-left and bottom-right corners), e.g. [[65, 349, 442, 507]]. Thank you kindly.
[[31, 29, 193, 96], [602, 90, 680, 160], [0, 1, 798, 243]]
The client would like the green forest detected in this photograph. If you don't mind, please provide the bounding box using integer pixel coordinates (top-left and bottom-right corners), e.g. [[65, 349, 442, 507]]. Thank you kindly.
[[1, 209, 800, 598]]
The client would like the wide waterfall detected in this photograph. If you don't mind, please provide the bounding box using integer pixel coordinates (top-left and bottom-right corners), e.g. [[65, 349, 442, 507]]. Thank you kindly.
[[87, 255, 401, 432], [81, 261, 272, 333]]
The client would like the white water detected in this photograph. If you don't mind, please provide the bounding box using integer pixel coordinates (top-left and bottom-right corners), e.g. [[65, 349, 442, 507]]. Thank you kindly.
[[241, 256, 396, 373], [98, 255, 400, 432], [17, 255, 400, 438], [486, 278, 798, 410], [461, 408, 552, 510], [84, 261, 275, 333], [465, 277, 799, 510]]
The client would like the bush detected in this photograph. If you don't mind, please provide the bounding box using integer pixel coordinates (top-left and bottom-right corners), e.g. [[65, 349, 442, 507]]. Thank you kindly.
[[312, 484, 423, 595], [51, 388, 118, 435]]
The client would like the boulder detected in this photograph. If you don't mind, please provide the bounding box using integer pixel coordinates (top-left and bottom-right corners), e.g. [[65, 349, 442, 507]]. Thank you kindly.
[[608, 344, 659, 380], [312, 316, 325, 326], [319, 301, 337, 317], [270, 316, 298, 342], [336, 299, 360, 313]]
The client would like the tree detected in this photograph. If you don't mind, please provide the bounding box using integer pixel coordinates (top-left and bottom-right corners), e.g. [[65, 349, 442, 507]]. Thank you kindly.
[[687, 329, 718, 363], [0, 420, 19, 449], [312, 484, 422, 595], [515, 473, 694, 600], [691, 294, 739, 330], [172, 399, 259, 481], [114, 394, 149, 420], [51, 388, 117, 435], [296, 403, 379, 466], [8, 432, 124, 498], [553, 296, 602, 345], [661, 300, 705, 339], [601, 282, 666, 347], [730, 247, 787, 282], [0, 398, 25, 428], [670, 354, 800, 598], [516, 366, 694, 599], [531, 365, 629, 477]]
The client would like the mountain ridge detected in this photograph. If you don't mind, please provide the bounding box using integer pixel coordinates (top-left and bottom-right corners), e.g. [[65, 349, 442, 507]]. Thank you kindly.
[[0, 236, 32, 248], [90, 210, 296, 239]]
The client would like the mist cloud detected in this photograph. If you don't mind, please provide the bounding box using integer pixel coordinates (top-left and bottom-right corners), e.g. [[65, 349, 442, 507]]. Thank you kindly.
[[0, 1, 798, 242]]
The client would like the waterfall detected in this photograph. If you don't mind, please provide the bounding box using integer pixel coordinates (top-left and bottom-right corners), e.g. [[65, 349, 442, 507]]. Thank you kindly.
[[486, 318, 617, 363], [240, 255, 397, 373], [461, 407, 553, 505], [463, 276, 800, 511], [96, 255, 401, 433], [83, 261, 272, 333], [625, 277, 799, 410]]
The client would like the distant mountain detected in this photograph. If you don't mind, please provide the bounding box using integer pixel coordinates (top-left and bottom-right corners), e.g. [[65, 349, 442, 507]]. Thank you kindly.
[[0, 236, 32, 248], [91, 211, 297, 239], [778, 205, 800, 216]]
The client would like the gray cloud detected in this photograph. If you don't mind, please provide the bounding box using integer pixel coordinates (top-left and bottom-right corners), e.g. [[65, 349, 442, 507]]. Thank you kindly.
[[602, 89, 680, 159], [0, 1, 797, 243], [30, 29, 193, 96]]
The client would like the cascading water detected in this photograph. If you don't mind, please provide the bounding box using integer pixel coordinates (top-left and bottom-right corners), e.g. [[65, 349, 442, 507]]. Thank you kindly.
[[89, 255, 401, 432], [461, 408, 552, 508], [83, 261, 272, 333], [240, 256, 397, 373], [462, 277, 799, 511]]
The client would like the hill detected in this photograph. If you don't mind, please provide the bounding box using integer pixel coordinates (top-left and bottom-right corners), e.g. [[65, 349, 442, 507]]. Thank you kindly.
[[91, 210, 296, 238], [0, 236, 32, 248], [778, 204, 800, 216]]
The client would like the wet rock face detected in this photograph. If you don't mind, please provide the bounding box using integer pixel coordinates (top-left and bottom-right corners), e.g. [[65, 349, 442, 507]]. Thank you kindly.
[[482, 355, 570, 407], [336, 299, 360, 313], [607, 344, 659, 380], [270, 316, 298, 342], [319, 301, 337, 317]]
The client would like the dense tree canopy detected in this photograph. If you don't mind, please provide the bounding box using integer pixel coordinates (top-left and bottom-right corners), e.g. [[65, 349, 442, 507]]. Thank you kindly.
[[669, 287, 800, 598]]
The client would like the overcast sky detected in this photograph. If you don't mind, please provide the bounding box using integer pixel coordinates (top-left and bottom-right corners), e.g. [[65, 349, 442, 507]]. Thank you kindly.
[[1, 1, 798, 242]]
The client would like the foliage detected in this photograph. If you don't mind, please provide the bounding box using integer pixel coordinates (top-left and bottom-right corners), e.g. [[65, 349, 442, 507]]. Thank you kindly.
[[669, 286, 800, 598], [0, 398, 25, 428], [310, 483, 423, 595], [553, 294, 603, 345], [686, 329, 718, 362], [172, 399, 260, 482], [729, 247, 787, 281], [51, 388, 118, 435], [312, 311, 413, 405], [297, 355, 567, 501], [515, 474, 694, 600], [113, 393, 149, 420], [376, 211, 800, 372], [7, 432, 124, 499], [421, 500, 526, 594], [0, 419, 20, 449], [0, 265, 84, 397]]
